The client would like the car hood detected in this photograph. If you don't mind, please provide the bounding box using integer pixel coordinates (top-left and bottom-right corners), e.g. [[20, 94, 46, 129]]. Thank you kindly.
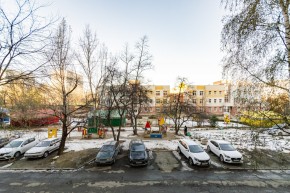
[[26, 147, 46, 153], [0, 147, 14, 153], [223, 150, 242, 158], [192, 151, 210, 160]]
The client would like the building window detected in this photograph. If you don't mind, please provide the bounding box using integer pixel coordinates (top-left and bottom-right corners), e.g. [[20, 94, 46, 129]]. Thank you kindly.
[[200, 99, 203, 104], [225, 95, 229, 103], [214, 91, 217, 95], [209, 91, 211, 95], [156, 107, 160, 112], [193, 91, 196, 96], [193, 99, 196, 104], [208, 107, 211, 112], [219, 99, 222, 103], [219, 91, 222, 95], [199, 107, 204, 112], [214, 99, 217, 103], [156, 99, 160, 104], [219, 107, 223, 112], [156, 91, 160, 96], [200, 91, 204, 96], [163, 91, 167, 96], [214, 107, 217, 112], [163, 99, 167, 104], [209, 99, 211, 103]]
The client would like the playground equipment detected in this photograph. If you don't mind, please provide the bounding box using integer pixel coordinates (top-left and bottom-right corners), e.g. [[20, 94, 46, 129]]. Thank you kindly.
[[144, 117, 167, 139]]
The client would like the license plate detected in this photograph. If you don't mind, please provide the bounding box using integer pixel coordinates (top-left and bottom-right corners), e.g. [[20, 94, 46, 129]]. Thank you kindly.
[[136, 162, 142, 164]]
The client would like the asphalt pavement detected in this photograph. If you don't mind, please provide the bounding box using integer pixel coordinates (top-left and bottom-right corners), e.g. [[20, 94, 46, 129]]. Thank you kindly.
[[0, 169, 289, 193]]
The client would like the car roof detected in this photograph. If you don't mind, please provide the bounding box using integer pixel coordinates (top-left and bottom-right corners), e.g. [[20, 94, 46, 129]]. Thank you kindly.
[[42, 138, 60, 142], [180, 139, 198, 145], [212, 140, 230, 144], [11, 137, 35, 141]]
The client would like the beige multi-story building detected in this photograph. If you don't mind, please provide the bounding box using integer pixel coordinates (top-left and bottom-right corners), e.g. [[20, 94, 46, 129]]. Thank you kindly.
[[141, 81, 234, 117], [142, 85, 170, 114]]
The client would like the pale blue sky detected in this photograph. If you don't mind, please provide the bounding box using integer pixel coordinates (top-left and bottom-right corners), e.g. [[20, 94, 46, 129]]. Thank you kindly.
[[43, 0, 225, 86]]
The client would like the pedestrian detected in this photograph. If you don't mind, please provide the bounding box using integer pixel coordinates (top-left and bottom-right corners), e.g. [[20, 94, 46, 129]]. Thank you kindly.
[[184, 125, 188, 136]]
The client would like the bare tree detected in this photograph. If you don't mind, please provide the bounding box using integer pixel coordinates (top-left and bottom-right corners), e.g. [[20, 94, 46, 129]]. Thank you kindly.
[[77, 25, 108, 132], [44, 19, 85, 155], [122, 36, 153, 135], [0, 0, 54, 86], [103, 58, 129, 141], [162, 77, 196, 135]]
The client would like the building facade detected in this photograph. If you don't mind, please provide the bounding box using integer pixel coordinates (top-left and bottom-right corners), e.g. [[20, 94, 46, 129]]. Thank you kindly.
[[141, 81, 235, 117]]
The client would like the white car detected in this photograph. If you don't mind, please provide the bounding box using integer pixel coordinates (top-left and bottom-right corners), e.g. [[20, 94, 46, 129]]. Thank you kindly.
[[24, 138, 61, 159], [0, 137, 39, 160], [267, 123, 290, 136], [207, 140, 243, 163], [177, 139, 211, 166]]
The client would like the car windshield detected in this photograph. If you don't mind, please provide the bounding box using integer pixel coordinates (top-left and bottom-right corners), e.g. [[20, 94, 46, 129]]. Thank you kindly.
[[36, 141, 50, 147], [131, 151, 145, 158], [5, 140, 23, 148], [220, 143, 236, 151], [189, 145, 204, 153], [97, 151, 114, 159], [131, 144, 145, 151], [101, 145, 115, 152]]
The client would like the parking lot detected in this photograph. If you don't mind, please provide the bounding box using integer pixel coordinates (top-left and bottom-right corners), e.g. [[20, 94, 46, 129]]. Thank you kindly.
[[1, 126, 290, 171]]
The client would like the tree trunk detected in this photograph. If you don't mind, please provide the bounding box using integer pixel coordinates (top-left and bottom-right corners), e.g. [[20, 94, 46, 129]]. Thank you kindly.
[[280, 1, 290, 112], [133, 117, 138, 135]]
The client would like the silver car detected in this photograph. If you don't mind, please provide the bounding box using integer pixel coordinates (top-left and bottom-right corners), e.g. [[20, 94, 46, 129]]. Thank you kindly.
[[0, 137, 39, 160], [24, 138, 60, 159]]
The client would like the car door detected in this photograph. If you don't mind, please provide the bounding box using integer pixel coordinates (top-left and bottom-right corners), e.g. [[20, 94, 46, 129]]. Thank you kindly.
[[211, 141, 220, 156], [21, 139, 31, 153], [180, 141, 189, 158], [49, 140, 56, 152], [178, 140, 185, 154]]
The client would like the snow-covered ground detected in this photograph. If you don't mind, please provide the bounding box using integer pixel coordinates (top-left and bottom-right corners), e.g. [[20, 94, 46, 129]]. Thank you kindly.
[[1, 124, 289, 153], [190, 128, 290, 153]]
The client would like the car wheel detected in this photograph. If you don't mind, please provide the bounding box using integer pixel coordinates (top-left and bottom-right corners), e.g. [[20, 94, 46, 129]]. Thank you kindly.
[[189, 158, 194, 166], [177, 147, 181, 154], [43, 151, 49, 158], [207, 146, 211, 152], [220, 155, 224, 163], [14, 151, 21, 158]]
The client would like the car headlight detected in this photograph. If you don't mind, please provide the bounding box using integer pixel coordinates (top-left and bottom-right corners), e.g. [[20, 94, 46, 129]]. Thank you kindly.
[[224, 154, 230, 158], [194, 157, 200, 162]]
